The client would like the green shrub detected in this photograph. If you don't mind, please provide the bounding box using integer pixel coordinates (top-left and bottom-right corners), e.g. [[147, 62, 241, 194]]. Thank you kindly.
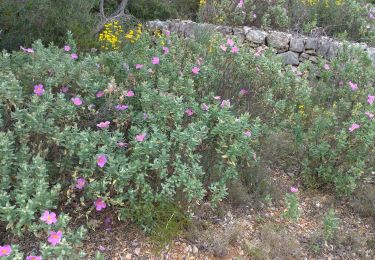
[[0, 0, 97, 51]]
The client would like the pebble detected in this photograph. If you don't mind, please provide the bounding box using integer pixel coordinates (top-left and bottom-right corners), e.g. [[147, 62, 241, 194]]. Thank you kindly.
[[134, 247, 141, 256], [192, 245, 199, 254], [125, 253, 132, 259]]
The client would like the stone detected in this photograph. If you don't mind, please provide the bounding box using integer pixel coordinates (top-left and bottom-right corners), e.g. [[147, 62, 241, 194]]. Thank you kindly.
[[305, 37, 319, 50], [233, 27, 245, 43], [126, 253, 132, 260], [192, 246, 199, 254], [216, 25, 233, 35], [309, 56, 318, 63], [244, 27, 267, 45], [267, 31, 290, 51], [305, 49, 317, 55], [317, 38, 331, 57], [300, 53, 310, 59], [278, 51, 299, 65], [326, 41, 341, 59], [368, 47, 375, 66], [289, 37, 305, 52]]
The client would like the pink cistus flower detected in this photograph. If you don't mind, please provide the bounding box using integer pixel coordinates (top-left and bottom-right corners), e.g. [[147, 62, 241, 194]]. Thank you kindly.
[[367, 95, 375, 105], [220, 99, 231, 108], [34, 84, 45, 96], [349, 123, 360, 132], [349, 81, 358, 91], [135, 133, 147, 142], [115, 104, 128, 111], [135, 64, 143, 69], [323, 64, 330, 70], [117, 141, 128, 148], [0, 245, 11, 257], [60, 86, 69, 93], [237, 0, 244, 8], [125, 90, 134, 97], [152, 57, 160, 65], [244, 131, 252, 137], [201, 103, 209, 111], [220, 44, 227, 52], [64, 45, 71, 52], [162, 46, 169, 55], [227, 38, 235, 47], [96, 90, 105, 98], [164, 30, 171, 37], [192, 67, 200, 75], [97, 121, 110, 129], [365, 112, 374, 119], [75, 178, 86, 190], [20, 46, 34, 53], [95, 198, 107, 211], [40, 210, 57, 225], [26, 255, 42, 260], [48, 231, 62, 246], [96, 154, 108, 168], [239, 88, 249, 96], [253, 12, 257, 18], [290, 186, 298, 193], [185, 108, 194, 116], [231, 46, 239, 54], [71, 97, 83, 106], [70, 53, 78, 60]]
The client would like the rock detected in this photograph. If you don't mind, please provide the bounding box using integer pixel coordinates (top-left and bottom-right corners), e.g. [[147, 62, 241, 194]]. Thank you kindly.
[[326, 41, 341, 59], [192, 246, 199, 254], [309, 56, 318, 63], [126, 253, 132, 260], [305, 49, 317, 55], [267, 31, 290, 51], [368, 47, 375, 66], [300, 53, 310, 59], [305, 37, 319, 50], [216, 25, 233, 35], [278, 51, 299, 65], [317, 38, 331, 57], [289, 37, 305, 52], [233, 27, 245, 43], [244, 27, 267, 45]]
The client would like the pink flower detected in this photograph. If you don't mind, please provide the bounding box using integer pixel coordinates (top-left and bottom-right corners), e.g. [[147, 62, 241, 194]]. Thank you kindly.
[[64, 45, 71, 52], [97, 121, 110, 129], [164, 30, 171, 37], [40, 210, 57, 225], [135, 64, 143, 69], [48, 231, 62, 246], [115, 104, 128, 111], [244, 131, 252, 137], [75, 178, 86, 190], [70, 53, 78, 60], [365, 112, 374, 119], [96, 91, 105, 98], [201, 103, 209, 111], [214, 96, 221, 100], [26, 256, 42, 260], [253, 12, 257, 18], [192, 67, 200, 75], [220, 44, 227, 52], [97, 154, 108, 168], [71, 97, 83, 106], [34, 84, 45, 96], [227, 38, 235, 47], [60, 86, 69, 93], [135, 133, 147, 142], [152, 57, 160, 65], [323, 64, 330, 70], [20, 46, 34, 53], [367, 95, 375, 105], [290, 187, 298, 193], [349, 81, 358, 91], [220, 99, 231, 108], [117, 141, 128, 148], [162, 47, 169, 55], [231, 46, 239, 54], [0, 245, 11, 257], [349, 123, 360, 132], [185, 108, 194, 116], [237, 0, 244, 8], [94, 198, 107, 211], [125, 90, 134, 97], [239, 88, 249, 96]]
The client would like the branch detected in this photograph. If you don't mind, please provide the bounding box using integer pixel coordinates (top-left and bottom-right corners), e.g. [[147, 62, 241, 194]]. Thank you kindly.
[[99, 0, 106, 20], [94, 0, 131, 34]]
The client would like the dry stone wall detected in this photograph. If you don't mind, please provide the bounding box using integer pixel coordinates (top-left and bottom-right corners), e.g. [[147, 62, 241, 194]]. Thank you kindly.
[[146, 20, 375, 67]]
